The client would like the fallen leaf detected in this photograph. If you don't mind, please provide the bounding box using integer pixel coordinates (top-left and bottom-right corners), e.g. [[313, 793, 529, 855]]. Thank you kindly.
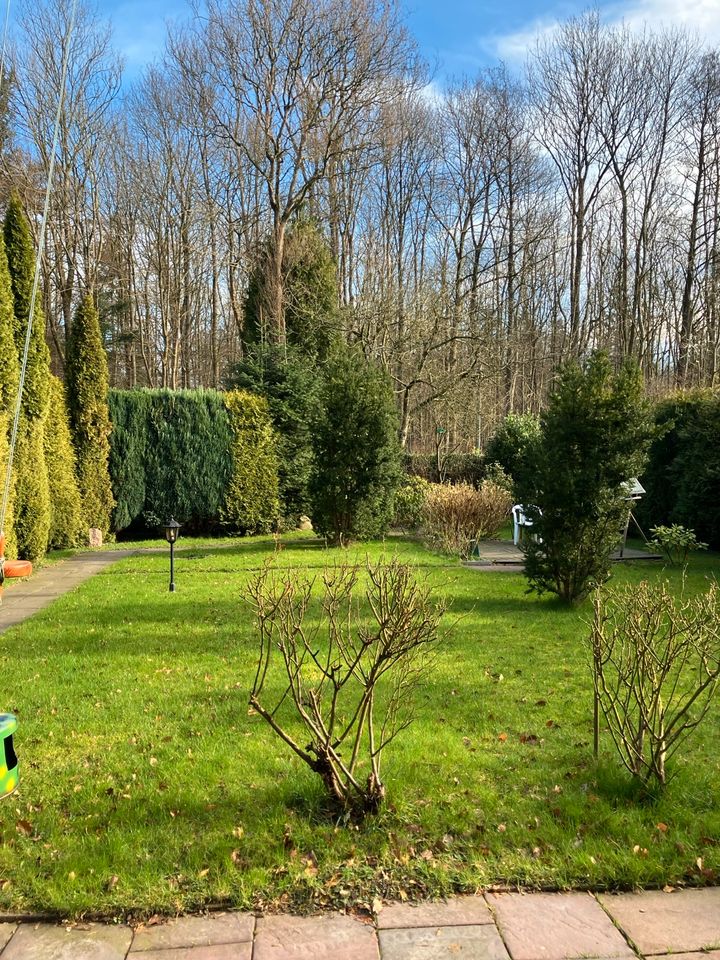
[[497, 823, 507, 833], [656, 823, 668, 833], [106, 875, 119, 891], [198, 868, 210, 878], [15, 820, 32, 837], [232, 826, 244, 839], [497, 733, 508, 742], [663, 885, 675, 893], [372, 896, 383, 915], [68, 871, 76, 881]]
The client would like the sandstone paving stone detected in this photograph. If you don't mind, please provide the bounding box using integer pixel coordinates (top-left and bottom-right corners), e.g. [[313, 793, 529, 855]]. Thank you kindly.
[[129, 943, 251, 960], [378, 897, 493, 930], [646, 952, 720, 960], [254, 912, 379, 960], [486, 892, 635, 960], [130, 913, 254, 952], [378, 923, 510, 960], [598, 889, 720, 956], [0, 923, 16, 951], [1, 922, 132, 959]]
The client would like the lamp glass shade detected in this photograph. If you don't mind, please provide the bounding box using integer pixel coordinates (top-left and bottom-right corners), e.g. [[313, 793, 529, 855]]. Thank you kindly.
[[164, 518, 181, 544]]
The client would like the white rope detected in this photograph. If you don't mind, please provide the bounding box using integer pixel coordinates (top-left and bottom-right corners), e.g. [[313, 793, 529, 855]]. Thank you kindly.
[[0, 0, 78, 544], [0, 0, 11, 92]]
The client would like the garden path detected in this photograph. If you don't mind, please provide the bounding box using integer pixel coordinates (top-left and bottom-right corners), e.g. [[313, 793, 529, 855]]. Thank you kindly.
[[0, 550, 136, 633], [0, 888, 718, 958]]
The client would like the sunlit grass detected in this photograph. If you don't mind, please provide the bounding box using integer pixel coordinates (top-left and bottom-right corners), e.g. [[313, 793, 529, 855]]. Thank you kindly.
[[0, 533, 717, 918]]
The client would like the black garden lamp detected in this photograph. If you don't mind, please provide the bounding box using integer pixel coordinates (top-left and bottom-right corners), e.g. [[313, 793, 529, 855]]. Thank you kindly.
[[164, 517, 181, 592]]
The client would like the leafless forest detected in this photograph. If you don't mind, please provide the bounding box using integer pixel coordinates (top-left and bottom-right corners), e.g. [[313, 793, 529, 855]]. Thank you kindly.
[[4, 0, 720, 449]]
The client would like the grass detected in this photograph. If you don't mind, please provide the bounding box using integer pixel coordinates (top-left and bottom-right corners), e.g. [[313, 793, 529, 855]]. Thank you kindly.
[[0, 533, 718, 918]]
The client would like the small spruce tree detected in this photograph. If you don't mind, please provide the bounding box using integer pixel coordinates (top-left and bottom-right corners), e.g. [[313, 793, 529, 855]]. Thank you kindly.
[[44, 375, 84, 548], [65, 294, 115, 535], [13, 420, 50, 561], [310, 347, 401, 545], [518, 352, 656, 604]]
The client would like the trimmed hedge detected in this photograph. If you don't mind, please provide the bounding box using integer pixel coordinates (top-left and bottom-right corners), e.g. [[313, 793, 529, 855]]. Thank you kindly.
[[638, 391, 720, 549], [109, 388, 233, 534], [221, 391, 280, 534]]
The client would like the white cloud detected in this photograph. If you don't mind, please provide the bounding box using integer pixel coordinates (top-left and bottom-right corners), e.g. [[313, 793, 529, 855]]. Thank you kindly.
[[487, 0, 720, 66]]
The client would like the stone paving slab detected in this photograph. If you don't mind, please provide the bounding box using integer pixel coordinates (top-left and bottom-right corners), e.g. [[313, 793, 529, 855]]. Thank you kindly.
[[378, 897, 493, 929], [0, 927, 14, 952], [487, 892, 635, 960], [0, 921, 132, 959], [130, 913, 255, 952], [378, 924, 510, 959], [650, 953, 720, 960], [598, 889, 720, 956], [134, 944, 252, 959], [254, 913, 379, 960]]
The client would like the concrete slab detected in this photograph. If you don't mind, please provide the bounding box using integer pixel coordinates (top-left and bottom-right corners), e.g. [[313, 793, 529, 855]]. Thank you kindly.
[[1, 922, 132, 959], [378, 924, 509, 959], [487, 892, 634, 960], [598, 889, 720, 955], [131, 944, 251, 960], [254, 913, 378, 960], [0, 923, 16, 951], [130, 912, 254, 951], [378, 897, 493, 930]]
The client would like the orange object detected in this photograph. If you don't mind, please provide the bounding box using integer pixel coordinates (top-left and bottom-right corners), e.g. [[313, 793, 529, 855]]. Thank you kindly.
[[0, 535, 32, 581]]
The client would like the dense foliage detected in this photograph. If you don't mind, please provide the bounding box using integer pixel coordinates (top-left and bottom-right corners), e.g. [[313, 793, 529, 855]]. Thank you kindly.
[[65, 295, 115, 535], [44, 375, 83, 549], [404, 452, 486, 486], [310, 347, 402, 545], [243, 220, 340, 360], [224, 345, 320, 523], [484, 413, 542, 491], [519, 353, 657, 603], [109, 388, 233, 533], [221, 390, 280, 534], [637, 391, 720, 549]]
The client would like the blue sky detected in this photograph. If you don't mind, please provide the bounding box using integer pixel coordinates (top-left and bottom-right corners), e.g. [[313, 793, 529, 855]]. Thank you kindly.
[[94, 0, 720, 83]]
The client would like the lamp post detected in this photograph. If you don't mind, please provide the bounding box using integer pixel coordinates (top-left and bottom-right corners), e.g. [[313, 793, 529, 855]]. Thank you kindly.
[[164, 518, 181, 592]]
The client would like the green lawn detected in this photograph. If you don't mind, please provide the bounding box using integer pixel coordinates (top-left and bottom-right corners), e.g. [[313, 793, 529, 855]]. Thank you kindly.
[[0, 534, 718, 918]]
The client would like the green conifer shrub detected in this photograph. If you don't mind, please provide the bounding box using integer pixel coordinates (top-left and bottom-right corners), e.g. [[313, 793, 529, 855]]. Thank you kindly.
[[65, 294, 115, 535], [44, 375, 83, 549], [107, 389, 150, 532], [4, 192, 52, 559], [484, 413, 541, 491], [0, 232, 19, 558], [310, 347, 402, 545], [518, 352, 656, 604], [224, 344, 321, 523], [221, 390, 280, 534], [3, 191, 50, 421], [13, 420, 50, 561]]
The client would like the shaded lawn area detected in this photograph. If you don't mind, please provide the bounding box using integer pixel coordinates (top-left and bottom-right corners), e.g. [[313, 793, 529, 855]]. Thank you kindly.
[[0, 533, 718, 918]]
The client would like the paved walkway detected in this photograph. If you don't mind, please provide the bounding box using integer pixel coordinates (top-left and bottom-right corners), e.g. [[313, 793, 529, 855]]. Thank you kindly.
[[467, 540, 662, 567], [0, 550, 135, 633], [0, 889, 718, 959]]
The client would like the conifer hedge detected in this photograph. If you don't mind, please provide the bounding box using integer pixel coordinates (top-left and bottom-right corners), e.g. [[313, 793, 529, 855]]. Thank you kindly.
[[221, 390, 280, 534], [108, 389, 233, 533]]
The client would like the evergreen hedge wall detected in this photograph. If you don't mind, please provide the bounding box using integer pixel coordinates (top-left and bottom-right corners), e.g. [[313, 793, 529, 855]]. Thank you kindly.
[[637, 390, 720, 549], [109, 389, 233, 534]]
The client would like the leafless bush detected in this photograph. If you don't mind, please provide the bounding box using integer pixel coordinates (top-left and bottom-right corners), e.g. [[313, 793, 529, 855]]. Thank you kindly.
[[591, 579, 720, 787], [246, 559, 445, 818], [421, 481, 512, 557]]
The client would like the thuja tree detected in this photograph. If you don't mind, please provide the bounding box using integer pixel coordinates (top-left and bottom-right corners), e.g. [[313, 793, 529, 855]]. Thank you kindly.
[[518, 352, 656, 603], [310, 347, 402, 545], [0, 230, 19, 557], [65, 294, 115, 535], [4, 192, 51, 559], [44, 375, 83, 549], [225, 344, 321, 523]]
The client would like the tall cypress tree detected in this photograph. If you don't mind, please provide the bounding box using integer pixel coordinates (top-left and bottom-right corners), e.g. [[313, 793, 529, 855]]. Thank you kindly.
[[0, 231, 19, 557], [3, 192, 51, 560], [44, 375, 83, 548], [65, 294, 115, 534]]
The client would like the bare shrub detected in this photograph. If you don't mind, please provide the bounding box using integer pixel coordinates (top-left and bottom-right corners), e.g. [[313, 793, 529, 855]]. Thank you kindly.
[[246, 558, 444, 818], [591, 579, 720, 787], [421, 481, 512, 557]]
